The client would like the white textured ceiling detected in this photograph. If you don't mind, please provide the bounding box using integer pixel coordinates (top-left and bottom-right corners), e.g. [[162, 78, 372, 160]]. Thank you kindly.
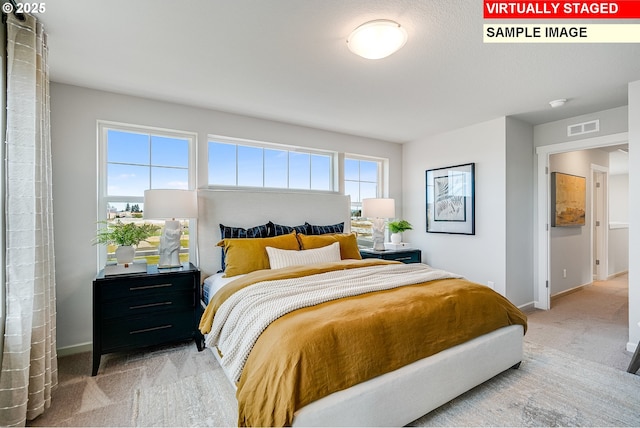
[[37, 0, 640, 143]]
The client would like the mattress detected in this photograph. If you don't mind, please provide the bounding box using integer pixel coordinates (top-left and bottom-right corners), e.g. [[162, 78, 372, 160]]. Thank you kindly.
[[202, 272, 244, 305]]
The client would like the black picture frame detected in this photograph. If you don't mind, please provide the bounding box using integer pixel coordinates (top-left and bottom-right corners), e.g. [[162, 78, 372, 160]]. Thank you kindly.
[[426, 163, 475, 235]]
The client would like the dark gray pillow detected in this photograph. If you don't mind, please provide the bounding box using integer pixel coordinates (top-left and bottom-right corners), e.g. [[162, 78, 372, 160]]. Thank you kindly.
[[218, 223, 269, 271], [306, 222, 344, 235], [267, 221, 309, 237]]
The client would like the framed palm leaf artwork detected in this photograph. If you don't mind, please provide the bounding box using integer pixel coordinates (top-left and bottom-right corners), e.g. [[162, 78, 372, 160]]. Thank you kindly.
[[426, 163, 475, 234]]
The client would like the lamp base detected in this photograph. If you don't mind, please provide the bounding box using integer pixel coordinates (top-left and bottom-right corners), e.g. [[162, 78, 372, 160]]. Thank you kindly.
[[158, 264, 184, 269], [372, 242, 386, 251], [157, 257, 182, 269], [371, 217, 386, 251], [158, 220, 183, 268]]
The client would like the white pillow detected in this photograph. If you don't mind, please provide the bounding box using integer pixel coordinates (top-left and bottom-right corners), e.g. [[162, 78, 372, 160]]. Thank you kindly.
[[266, 242, 341, 269]]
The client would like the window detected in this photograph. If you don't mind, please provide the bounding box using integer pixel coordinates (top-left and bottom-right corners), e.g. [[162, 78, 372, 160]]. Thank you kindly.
[[344, 156, 385, 243], [98, 122, 196, 267], [208, 137, 334, 191]]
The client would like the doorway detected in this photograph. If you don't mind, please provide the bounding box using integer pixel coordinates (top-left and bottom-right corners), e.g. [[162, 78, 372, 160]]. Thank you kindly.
[[535, 132, 628, 310], [536, 132, 632, 352]]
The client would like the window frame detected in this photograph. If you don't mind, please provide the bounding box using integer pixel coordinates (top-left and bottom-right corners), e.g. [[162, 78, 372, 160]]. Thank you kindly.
[[344, 153, 387, 207], [207, 135, 338, 193], [344, 154, 389, 245], [97, 121, 198, 269]]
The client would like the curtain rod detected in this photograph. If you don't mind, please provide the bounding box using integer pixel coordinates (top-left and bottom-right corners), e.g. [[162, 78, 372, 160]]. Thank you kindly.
[[2, 0, 26, 23]]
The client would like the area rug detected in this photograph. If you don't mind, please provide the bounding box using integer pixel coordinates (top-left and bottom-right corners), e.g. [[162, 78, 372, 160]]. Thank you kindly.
[[132, 341, 640, 427]]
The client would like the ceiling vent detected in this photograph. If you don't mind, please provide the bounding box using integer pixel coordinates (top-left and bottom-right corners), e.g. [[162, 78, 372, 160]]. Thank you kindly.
[[567, 119, 599, 137]]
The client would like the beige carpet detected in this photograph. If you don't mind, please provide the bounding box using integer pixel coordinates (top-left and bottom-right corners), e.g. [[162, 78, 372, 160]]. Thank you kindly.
[[412, 341, 640, 427], [525, 274, 632, 372], [28, 340, 221, 427], [126, 341, 640, 427]]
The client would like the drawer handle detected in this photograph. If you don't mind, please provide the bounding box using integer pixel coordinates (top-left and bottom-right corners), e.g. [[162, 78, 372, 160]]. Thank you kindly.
[[395, 257, 412, 261], [129, 301, 172, 310], [130, 325, 172, 334], [130, 283, 172, 291]]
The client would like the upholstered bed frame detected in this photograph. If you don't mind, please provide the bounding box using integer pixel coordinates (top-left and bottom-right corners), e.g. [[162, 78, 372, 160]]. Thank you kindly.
[[197, 189, 351, 280], [196, 189, 523, 426]]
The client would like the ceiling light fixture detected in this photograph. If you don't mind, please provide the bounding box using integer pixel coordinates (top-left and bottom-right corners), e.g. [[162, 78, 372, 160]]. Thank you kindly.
[[549, 99, 567, 108], [347, 19, 408, 60]]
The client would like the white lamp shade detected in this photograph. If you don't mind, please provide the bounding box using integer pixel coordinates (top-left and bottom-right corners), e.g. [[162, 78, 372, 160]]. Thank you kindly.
[[362, 198, 395, 219], [144, 189, 197, 219], [347, 20, 408, 60]]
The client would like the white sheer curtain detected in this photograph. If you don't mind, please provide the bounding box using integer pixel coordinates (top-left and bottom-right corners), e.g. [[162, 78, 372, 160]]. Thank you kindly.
[[0, 13, 57, 426]]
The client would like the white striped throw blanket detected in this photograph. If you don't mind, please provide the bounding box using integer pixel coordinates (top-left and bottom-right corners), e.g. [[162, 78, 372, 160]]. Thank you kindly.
[[207, 262, 462, 383]]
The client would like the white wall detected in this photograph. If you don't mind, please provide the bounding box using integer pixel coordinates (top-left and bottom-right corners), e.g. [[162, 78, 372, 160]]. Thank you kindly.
[[505, 117, 534, 305], [50, 83, 403, 352], [402, 117, 534, 307], [609, 173, 629, 224], [609, 173, 629, 277], [629, 80, 640, 351], [534, 106, 629, 148], [402, 118, 509, 297]]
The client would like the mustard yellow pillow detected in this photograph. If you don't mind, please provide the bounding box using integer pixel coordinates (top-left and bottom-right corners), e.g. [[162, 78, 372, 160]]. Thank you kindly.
[[217, 232, 300, 277], [297, 233, 362, 260]]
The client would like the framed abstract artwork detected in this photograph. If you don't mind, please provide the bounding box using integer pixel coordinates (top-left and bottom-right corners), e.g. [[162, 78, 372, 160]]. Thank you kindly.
[[551, 172, 586, 227], [426, 163, 475, 235]]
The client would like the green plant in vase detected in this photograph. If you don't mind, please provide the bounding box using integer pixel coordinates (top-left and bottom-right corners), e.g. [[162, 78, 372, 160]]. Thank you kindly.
[[93, 220, 159, 264], [388, 219, 412, 244]]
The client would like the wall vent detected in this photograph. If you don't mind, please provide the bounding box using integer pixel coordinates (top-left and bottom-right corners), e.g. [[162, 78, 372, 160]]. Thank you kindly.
[[567, 119, 599, 137]]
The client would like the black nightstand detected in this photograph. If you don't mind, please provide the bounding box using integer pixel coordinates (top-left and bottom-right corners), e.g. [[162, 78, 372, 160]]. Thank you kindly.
[[360, 248, 422, 264], [92, 262, 202, 376]]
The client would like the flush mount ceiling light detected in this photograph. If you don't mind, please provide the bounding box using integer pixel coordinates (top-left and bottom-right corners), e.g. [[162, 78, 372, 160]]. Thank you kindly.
[[347, 19, 408, 59], [549, 98, 567, 108]]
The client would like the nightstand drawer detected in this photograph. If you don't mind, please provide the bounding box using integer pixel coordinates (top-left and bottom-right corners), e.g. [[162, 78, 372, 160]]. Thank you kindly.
[[101, 290, 194, 319], [386, 252, 421, 263], [360, 248, 422, 264], [100, 274, 194, 302], [101, 311, 194, 352]]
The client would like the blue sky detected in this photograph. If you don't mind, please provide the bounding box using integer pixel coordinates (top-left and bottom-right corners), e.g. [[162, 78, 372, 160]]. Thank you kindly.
[[107, 130, 189, 191], [208, 142, 332, 190], [107, 130, 189, 211], [107, 130, 379, 212], [345, 158, 378, 204]]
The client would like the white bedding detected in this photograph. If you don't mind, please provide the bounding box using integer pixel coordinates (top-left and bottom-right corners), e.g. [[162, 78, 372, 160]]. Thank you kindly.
[[202, 273, 245, 305]]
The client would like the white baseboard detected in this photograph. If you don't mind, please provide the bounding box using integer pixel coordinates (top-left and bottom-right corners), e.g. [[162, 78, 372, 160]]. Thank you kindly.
[[627, 341, 638, 353], [607, 270, 629, 280], [57, 342, 92, 357], [517, 301, 536, 312], [551, 283, 589, 301]]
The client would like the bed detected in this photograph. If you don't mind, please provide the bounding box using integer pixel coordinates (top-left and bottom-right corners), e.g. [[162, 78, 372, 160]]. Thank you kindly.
[[196, 189, 527, 427]]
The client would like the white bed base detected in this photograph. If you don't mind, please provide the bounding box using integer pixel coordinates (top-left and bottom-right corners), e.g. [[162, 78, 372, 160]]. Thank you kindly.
[[293, 324, 523, 426], [208, 325, 523, 427]]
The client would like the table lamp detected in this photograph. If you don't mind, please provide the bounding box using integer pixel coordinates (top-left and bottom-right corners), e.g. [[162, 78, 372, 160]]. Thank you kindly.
[[144, 189, 197, 267], [362, 198, 395, 251]]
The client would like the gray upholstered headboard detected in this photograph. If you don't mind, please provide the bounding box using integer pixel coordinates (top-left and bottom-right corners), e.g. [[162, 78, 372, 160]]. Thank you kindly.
[[196, 189, 351, 280]]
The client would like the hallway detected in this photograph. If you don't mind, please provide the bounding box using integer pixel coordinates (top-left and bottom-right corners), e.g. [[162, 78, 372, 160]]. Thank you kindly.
[[525, 274, 633, 372]]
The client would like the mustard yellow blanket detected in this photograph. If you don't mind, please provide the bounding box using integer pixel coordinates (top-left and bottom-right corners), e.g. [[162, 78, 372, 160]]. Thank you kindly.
[[199, 260, 527, 427]]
